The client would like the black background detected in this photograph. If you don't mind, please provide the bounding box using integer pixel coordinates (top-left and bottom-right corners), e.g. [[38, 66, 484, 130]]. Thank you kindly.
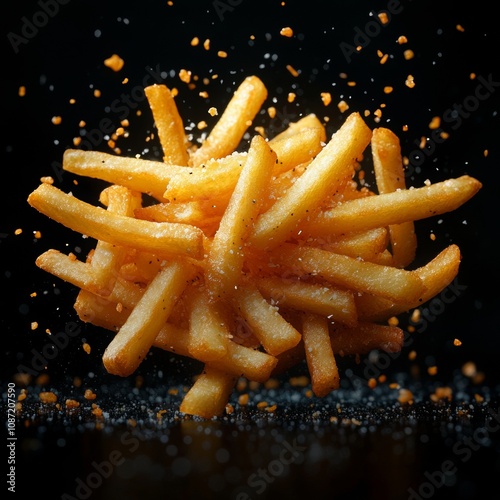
[[1, 1, 500, 499]]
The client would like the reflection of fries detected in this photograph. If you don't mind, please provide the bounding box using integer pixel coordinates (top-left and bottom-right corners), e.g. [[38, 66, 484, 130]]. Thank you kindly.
[[27, 75, 482, 418]]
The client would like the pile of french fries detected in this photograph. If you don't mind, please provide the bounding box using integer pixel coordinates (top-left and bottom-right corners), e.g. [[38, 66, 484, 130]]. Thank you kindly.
[[27, 75, 482, 418]]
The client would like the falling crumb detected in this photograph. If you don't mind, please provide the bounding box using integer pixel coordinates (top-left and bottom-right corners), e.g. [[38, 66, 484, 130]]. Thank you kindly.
[[429, 232, 436, 241], [430, 386, 452, 402], [225, 403, 234, 414], [84, 389, 97, 400], [238, 393, 249, 406], [257, 401, 268, 409], [368, 378, 377, 389], [30, 322, 38, 330], [203, 39, 210, 50], [82, 342, 91, 354], [379, 53, 389, 64], [168, 388, 179, 395], [33, 230, 42, 239], [94, 89, 101, 98], [428, 366, 438, 376], [403, 49, 415, 60], [305, 389, 313, 398], [286, 64, 299, 77], [264, 378, 280, 390], [39, 391, 58, 404], [265, 404, 277, 413], [289, 375, 310, 387], [474, 393, 484, 403], [384, 86, 394, 94], [453, 338, 462, 346], [288, 92, 296, 103], [179, 69, 192, 84], [405, 75, 415, 88], [15, 228, 22, 235], [65, 399, 80, 409], [51, 116, 62, 125], [190, 37, 199, 46], [321, 92, 332, 106], [104, 54, 124, 72], [378, 12, 389, 24], [91, 404, 103, 417], [40, 176, 54, 184], [217, 50, 228, 58], [280, 27, 293, 37], [18, 85, 26, 97], [397, 35, 408, 44], [337, 100, 349, 113], [397, 388, 414, 405], [157, 409, 167, 419], [461, 361, 477, 378], [483, 149, 488, 157], [267, 106, 276, 118], [470, 73, 477, 80], [197, 120, 208, 130], [410, 308, 421, 323], [429, 116, 441, 129], [456, 24, 465, 32]]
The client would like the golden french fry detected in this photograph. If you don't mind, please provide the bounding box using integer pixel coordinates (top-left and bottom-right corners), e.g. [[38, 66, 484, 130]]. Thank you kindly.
[[102, 261, 197, 376], [264, 243, 426, 303], [302, 313, 340, 397], [144, 84, 190, 165], [231, 282, 302, 356], [28, 183, 205, 259], [179, 366, 237, 418], [189, 75, 268, 166], [298, 175, 482, 239], [255, 275, 358, 327], [270, 113, 326, 143], [248, 112, 372, 250], [62, 149, 183, 201], [206, 134, 276, 299], [372, 127, 417, 267], [357, 244, 462, 322]]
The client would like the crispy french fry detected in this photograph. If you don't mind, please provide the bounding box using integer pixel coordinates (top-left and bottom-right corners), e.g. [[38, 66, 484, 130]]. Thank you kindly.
[[372, 127, 417, 267], [144, 84, 190, 165], [297, 175, 482, 239], [231, 282, 302, 356], [264, 243, 426, 303], [255, 275, 358, 327], [28, 183, 205, 259], [62, 149, 183, 201], [179, 366, 237, 418], [189, 76, 268, 166], [356, 244, 462, 322], [206, 135, 276, 299], [248, 112, 372, 250], [302, 313, 340, 397], [102, 261, 197, 376], [270, 113, 326, 143]]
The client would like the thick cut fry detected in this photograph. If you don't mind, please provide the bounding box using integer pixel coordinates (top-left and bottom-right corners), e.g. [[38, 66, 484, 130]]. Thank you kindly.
[[298, 175, 483, 239], [248, 112, 372, 250], [186, 285, 230, 361], [270, 113, 326, 143], [255, 275, 358, 327], [62, 149, 184, 200], [206, 135, 276, 299], [180, 366, 237, 418], [372, 127, 417, 267], [264, 243, 426, 303], [302, 313, 340, 397], [102, 261, 197, 376], [28, 183, 204, 259], [356, 244, 462, 322], [231, 283, 302, 356], [189, 76, 268, 166], [144, 84, 189, 165]]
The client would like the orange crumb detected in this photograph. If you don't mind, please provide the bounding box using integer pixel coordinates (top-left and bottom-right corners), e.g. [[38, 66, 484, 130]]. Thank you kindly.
[[429, 116, 441, 129], [378, 374, 387, 383], [483, 150, 488, 157], [238, 393, 249, 405], [347, 81, 356, 87], [179, 69, 192, 83], [368, 378, 377, 389], [337, 100, 349, 113], [428, 366, 438, 376], [84, 389, 97, 400], [404, 49, 414, 60], [384, 86, 393, 94], [287, 92, 296, 103], [257, 401, 268, 409], [474, 393, 484, 403], [430, 386, 452, 402], [321, 92, 332, 106], [470, 73, 476, 80], [453, 338, 462, 346], [15, 228, 22, 235], [379, 53, 389, 64], [264, 378, 280, 390], [305, 389, 313, 398], [397, 35, 408, 44], [39, 391, 57, 404], [402, 124, 409, 131], [265, 404, 277, 413], [378, 12, 389, 24], [456, 24, 465, 32], [18, 85, 26, 97], [168, 388, 178, 395], [217, 50, 228, 58], [267, 106, 276, 118], [225, 403, 234, 414], [65, 399, 80, 409], [51, 116, 62, 125], [286, 64, 299, 77], [405, 75, 415, 88], [31, 322, 38, 331], [410, 308, 421, 323], [397, 388, 414, 405], [190, 37, 199, 46], [430, 232, 436, 241], [289, 375, 309, 387], [91, 404, 103, 417], [197, 120, 208, 130], [157, 409, 167, 419], [104, 54, 124, 72], [82, 342, 91, 354], [389, 382, 400, 389], [280, 27, 293, 37], [33, 230, 42, 239], [203, 39, 210, 50]]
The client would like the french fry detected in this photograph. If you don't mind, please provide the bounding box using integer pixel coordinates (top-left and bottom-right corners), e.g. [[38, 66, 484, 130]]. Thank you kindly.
[[297, 175, 482, 240], [102, 261, 197, 376], [255, 275, 358, 327], [269, 113, 326, 143], [206, 134, 276, 299], [179, 366, 237, 418], [144, 84, 190, 165], [231, 282, 302, 356], [62, 149, 182, 201], [264, 243, 426, 303], [189, 75, 268, 166], [248, 112, 372, 250], [302, 313, 340, 397], [372, 127, 417, 268], [27, 183, 205, 259]]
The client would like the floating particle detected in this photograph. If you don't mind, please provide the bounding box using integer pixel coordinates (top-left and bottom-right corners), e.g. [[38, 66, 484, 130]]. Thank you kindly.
[[397, 35, 408, 44], [39, 391, 58, 404], [384, 86, 394, 94], [286, 64, 299, 77], [18, 85, 26, 97], [454, 338, 462, 346], [208, 107, 218, 116], [217, 50, 228, 58], [190, 36, 200, 46], [405, 75, 415, 88], [104, 54, 124, 72], [337, 100, 349, 113], [179, 69, 192, 83], [280, 27, 293, 37], [404, 49, 414, 60], [84, 389, 97, 400], [456, 24, 465, 32], [51, 116, 62, 125], [429, 116, 441, 129], [82, 342, 91, 354], [321, 92, 332, 106], [378, 12, 389, 24]]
